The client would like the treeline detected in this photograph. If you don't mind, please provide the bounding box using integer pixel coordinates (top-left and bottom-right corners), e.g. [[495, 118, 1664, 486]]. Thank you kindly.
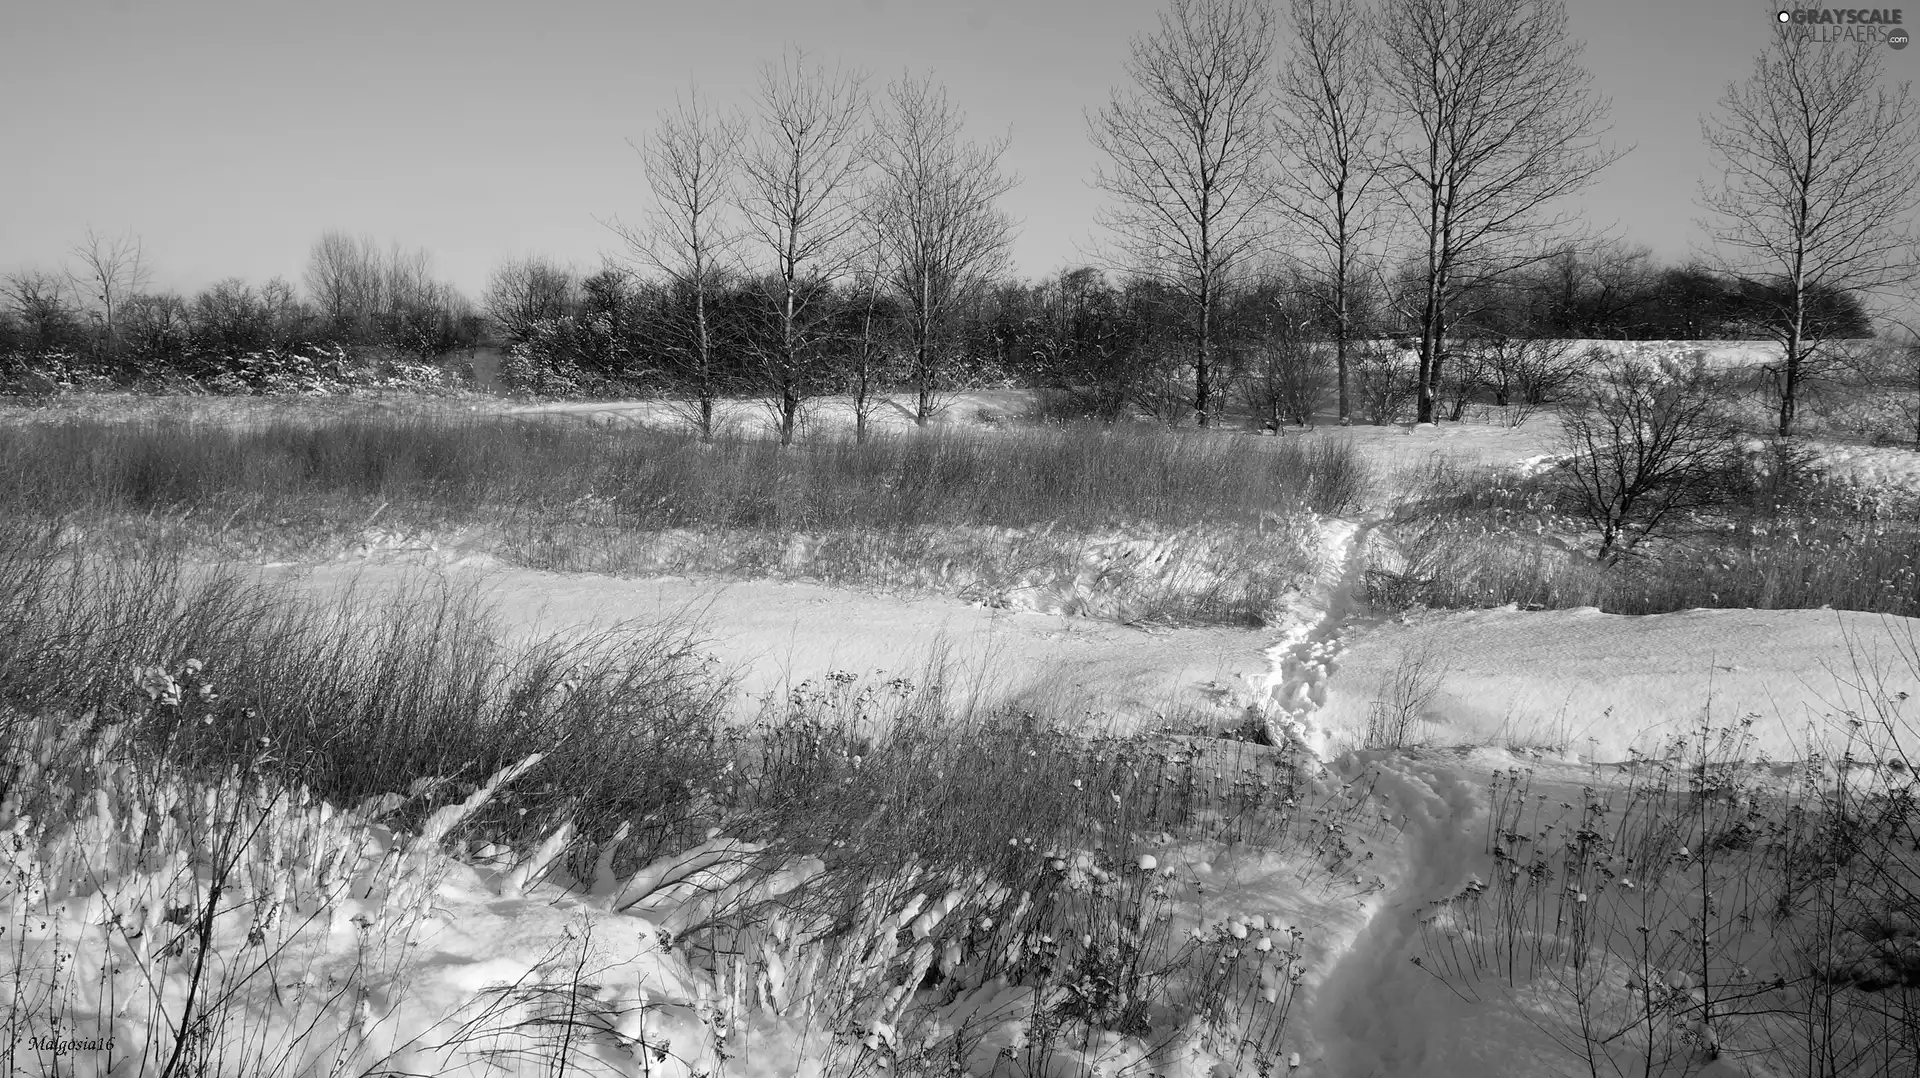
[[479, 243, 1872, 409], [0, 231, 1873, 410], [0, 230, 484, 395]]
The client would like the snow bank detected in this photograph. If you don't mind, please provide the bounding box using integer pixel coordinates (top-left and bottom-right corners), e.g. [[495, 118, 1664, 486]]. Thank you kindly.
[[1312, 605, 1920, 764], [262, 559, 1271, 733], [1811, 441, 1920, 497]]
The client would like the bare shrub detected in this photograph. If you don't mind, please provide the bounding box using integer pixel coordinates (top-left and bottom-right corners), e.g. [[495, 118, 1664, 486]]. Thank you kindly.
[[1244, 333, 1331, 430], [1363, 632, 1450, 749], [1352, 341, 1416, 425], [1502, 338, 1591, 409], [1556, 356, 1738, 560]]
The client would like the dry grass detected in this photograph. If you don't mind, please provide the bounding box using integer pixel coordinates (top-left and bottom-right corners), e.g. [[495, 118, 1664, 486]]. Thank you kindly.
[[1373, 454, 1920, 618], [0, 413, 1368, 627]]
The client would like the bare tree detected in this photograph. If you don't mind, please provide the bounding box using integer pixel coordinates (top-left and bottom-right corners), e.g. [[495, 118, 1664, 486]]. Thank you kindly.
[[376, 243, 468, 358], [1377, 0, 1620, 424], [68, 227, 151, 362], [119, 292, 193, 369], [1700, 16, 1920, 436], [382, 243, 440, 313], [1526, 238, 1653, 337], [303, 230, 384, 335], [483, 256, 578, 344], [1090, 0, 1279, 427], [1240, 274, 1327, 428], [842, 225, 895, 443], [1558, 356, 1734, 561], [614, 89, 742, 441], [1275, 0, 1388, 423], [869, 72, 1018, 425], [2, 271, 83, 354], [737, 48, 870, 444]]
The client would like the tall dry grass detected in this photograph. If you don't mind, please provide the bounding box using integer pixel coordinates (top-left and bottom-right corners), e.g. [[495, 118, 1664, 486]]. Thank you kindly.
[[0, 415, 1368, 627]]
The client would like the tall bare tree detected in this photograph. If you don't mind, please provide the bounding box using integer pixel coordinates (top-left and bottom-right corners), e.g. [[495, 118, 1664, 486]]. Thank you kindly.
[[610, 85, 737, 434], [737, 48, 870, 444], [1377, 0, 1620, 423], [1700, 14, 1920, 436], [68, 227, 151, 362], [1275, 0, 1388, 423], [615, 89, 742, 441], [303, 230, 384, 335], [1090, 0, 1278, 426], [381, 243, 450, 314], [869, 72, 1018, 425]]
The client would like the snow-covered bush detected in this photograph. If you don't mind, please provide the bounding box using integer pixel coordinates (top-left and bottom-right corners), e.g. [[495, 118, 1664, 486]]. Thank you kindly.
[[0, 350, 119, 398]]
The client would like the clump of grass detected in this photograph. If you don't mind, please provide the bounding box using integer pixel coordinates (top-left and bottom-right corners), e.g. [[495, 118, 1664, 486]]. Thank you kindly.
[[699, 681, 1382, 1076], [1360, 632, 1452, 750], [0, 522, 733, 873]]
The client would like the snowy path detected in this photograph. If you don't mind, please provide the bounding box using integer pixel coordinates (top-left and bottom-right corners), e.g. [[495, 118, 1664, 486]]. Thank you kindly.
[[1303, 756, 1511, 1076], [1246, 515, 1550, 1074], [1249, 511, 1383, 758]]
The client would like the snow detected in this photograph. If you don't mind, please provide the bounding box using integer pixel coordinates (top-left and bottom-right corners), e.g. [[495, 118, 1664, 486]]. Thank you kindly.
[[1813, 441, 1920, 495], [168, 516, 1915, 1076], [10, 365, 1920, 1076], [260, 558, 1274, 733], [1312, 605, 1920, 765]]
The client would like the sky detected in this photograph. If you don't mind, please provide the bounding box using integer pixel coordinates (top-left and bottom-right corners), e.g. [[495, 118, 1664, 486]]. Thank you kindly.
[[1, 0, 1911, 303]]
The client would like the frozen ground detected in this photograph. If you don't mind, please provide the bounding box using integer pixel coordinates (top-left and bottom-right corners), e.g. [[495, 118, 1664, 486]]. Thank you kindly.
[[8, 363, 1920, 1076]]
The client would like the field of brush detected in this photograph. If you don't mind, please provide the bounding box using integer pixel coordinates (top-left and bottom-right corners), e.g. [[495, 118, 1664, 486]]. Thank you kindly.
[[2, 366, 1918, 1077]]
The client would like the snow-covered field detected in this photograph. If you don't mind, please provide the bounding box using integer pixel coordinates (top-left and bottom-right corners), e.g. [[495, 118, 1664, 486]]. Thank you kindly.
[[7, 366, 1920, 1076]]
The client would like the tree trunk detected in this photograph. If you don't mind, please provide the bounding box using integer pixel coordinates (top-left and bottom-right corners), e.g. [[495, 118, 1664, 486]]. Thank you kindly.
[[915, 278, 935, 426], [1778, 288, 1804, 437], [1778, 336, 1800, 437], [695, 284, 715, 443], [779, 280, 796, 447], [1194, 276, 1213, 427], [855, 366, 870, 444], [780, 390, 800, 445], [1334, 284, 1351, 423], [915, 326, 933, 426], [1416, 220, 1442, 425]]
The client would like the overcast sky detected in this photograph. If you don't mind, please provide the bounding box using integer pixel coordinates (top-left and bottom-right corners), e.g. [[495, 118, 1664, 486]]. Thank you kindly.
[[1, 0, 1909, 300]]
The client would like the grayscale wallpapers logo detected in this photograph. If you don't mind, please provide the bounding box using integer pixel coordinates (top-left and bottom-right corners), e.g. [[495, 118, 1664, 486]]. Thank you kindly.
[[1776, 9, 1908, 48]]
